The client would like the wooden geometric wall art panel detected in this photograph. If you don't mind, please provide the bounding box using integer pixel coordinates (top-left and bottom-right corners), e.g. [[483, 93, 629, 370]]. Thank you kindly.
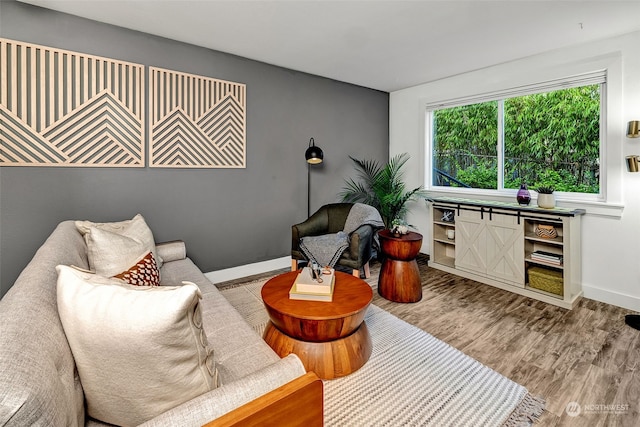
[[0, 38, 145, 167], [149, 67, 246, 168]]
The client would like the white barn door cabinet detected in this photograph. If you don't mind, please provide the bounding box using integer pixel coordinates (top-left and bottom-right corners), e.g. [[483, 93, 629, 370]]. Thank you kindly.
[[429, 197, 584, 309]]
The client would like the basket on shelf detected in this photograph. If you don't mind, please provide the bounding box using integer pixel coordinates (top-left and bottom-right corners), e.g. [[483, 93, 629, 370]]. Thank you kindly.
[[535, 224, 557, 239], [528, 267, 563, 296]]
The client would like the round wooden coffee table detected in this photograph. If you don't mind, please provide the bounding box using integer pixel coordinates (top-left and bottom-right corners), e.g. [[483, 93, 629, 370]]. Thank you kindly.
[[261, 271, 373, 380]]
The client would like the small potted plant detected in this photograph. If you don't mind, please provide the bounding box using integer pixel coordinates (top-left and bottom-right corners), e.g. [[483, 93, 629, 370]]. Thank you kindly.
[[536, 186, 555, 209]]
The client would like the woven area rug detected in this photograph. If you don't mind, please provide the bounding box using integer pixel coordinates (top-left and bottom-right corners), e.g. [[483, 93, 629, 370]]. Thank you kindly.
[[220, 279, 544, 426]]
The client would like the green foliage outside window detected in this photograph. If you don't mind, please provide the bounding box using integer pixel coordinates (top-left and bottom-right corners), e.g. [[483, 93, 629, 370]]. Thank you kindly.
[[432, 85, 600, 194]]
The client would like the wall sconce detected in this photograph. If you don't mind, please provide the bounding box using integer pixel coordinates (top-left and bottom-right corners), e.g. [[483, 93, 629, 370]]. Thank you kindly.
[[626, 121, 640, 172], [305, 137, 324, 217]]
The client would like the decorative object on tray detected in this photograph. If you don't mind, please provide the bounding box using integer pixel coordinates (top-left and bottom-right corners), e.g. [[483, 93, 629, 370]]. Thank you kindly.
[[390, 219, 409, 237], [516, 183, 531, 206], [536, 186, 555, 209], [289, 265, 335, 302], [535, 224, 557, 239], [441, 209, 455, 223]]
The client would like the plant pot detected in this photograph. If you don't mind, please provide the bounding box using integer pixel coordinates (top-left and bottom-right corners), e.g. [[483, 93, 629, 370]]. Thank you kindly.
[[537, 193, 555, 209]]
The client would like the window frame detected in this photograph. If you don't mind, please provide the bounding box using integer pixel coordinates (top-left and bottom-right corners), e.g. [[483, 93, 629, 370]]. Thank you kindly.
[[425, 71, 607, 204]]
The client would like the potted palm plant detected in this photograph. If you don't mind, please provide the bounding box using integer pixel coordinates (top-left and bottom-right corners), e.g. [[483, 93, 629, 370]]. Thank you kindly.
[[339, 153, 427, 231], [340, 152, 427, 303]]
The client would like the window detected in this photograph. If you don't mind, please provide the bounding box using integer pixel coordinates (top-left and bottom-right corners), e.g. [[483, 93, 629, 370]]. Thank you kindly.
[[429, 72, 604, 196]]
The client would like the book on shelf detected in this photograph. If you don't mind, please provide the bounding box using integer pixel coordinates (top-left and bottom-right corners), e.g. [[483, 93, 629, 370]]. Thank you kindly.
[[531, 254, 562, 262], [531, 250, 563, 265], [531, 253, 562, 261], [293, 266, 335, 294], [289, 275, 335, 302]]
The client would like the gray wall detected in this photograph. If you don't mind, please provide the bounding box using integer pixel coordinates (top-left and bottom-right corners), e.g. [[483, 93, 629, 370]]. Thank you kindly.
[[0, 1, 389, 297]]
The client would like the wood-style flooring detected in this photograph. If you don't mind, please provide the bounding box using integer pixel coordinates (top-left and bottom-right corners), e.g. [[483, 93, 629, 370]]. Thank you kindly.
[[220, 256, 640, 426]]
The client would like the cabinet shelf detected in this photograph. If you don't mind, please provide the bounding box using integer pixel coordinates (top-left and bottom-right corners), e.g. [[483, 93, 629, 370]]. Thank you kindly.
[[434, 237, 455, 245], [524, 257, 564, 270], [433, 255, 455, 268], [524, 232, 563, 245], [432, 207, 456, 269]]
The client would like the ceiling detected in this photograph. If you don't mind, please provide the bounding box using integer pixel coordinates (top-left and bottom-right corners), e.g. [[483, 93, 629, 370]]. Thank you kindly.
[[18, 0, 640, 92]]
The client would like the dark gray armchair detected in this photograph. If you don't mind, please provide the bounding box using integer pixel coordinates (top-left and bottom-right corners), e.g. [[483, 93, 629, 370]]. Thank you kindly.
[[291, 203, 377, 278]]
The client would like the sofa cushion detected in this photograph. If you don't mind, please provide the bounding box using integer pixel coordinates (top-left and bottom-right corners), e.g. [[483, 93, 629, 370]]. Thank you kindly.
[[159, 258, 282, 384], [81, 226, 160, 286], [0, 222, 87, 427], [76, 214, 163, 269], [56, 266, 218, 426]]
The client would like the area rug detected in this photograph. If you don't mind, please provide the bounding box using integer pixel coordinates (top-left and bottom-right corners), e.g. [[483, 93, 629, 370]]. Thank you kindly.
[[220, 279, 545, 426]]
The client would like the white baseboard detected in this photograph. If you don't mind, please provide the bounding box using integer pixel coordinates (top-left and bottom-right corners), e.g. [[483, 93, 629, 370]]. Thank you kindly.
[[205, 256, 291, 286], [583, 284, 640, 312]]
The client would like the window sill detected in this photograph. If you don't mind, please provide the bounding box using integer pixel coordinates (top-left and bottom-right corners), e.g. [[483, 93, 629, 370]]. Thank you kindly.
[[425, 189, 624, 219]]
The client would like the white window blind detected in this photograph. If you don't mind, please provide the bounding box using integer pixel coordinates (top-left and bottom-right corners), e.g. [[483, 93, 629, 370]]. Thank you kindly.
[[425, 70, 606, 111]]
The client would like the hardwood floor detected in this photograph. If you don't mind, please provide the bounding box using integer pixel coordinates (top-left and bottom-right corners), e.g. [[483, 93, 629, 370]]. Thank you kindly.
[[219, 256, 640, 426], [369, 256, 640, 427]]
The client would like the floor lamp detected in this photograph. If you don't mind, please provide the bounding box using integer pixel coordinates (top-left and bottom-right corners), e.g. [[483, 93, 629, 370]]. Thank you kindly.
[[305, 137, 324, 218]]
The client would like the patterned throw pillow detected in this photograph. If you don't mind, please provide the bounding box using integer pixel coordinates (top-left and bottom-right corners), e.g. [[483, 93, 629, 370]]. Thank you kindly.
[[113, 251, 160, 287]]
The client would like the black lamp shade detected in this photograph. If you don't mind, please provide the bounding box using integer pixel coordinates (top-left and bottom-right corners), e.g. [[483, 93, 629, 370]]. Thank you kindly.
[[305, 138, 324, 164]]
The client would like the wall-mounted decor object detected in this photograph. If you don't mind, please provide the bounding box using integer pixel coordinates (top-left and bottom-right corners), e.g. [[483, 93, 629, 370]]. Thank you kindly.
[[625, 120, 639, 172], [149, 67, 246, 168], [0, 38, 145, 167]]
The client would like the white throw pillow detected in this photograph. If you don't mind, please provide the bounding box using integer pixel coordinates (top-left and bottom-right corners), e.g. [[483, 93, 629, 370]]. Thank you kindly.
[[75, 214, 163, 269], [56, 266, 217, 426], [79, 227, 160, 286]]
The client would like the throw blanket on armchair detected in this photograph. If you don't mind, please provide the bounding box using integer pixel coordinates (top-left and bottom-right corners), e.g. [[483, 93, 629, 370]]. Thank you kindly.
[[299, 203, 384, 268]]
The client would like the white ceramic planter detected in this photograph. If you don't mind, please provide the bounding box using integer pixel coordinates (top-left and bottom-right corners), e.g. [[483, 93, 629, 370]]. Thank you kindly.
[[537, 193, 555, 209]]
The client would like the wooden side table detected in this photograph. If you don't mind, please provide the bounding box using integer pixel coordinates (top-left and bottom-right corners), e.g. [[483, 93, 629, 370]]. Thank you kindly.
[[261, 271, 373, 380], [378, 230, 423, 303]]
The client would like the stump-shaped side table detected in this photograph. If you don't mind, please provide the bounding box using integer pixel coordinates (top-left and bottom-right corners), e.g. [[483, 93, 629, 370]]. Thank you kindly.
[[378, 230, 423, 303]]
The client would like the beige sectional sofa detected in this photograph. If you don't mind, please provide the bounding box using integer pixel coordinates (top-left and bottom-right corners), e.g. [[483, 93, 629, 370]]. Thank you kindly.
[[0, 220, 322, 426]]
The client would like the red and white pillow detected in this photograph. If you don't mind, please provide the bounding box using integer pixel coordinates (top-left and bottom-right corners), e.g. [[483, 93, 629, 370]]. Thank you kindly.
[[113, 251, 160, 287]]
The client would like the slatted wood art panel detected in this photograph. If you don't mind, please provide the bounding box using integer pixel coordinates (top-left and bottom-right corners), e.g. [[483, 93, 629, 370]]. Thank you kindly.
[[0, 38, 145, 167], [149, 67, 246, 168]]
